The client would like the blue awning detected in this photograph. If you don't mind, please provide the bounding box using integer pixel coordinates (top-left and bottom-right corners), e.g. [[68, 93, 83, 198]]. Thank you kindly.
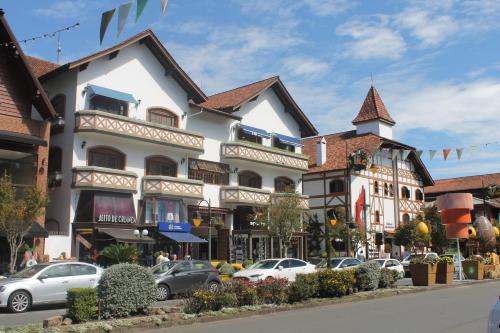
[[87, 84, 138, 104], [239, 124, 271, 139], [273, 133, 303, 147], [159, 231, 207, 243]]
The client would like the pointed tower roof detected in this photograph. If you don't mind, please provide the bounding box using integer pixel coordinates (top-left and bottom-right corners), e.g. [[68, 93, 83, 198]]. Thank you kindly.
[[352, 86, 395, 125]]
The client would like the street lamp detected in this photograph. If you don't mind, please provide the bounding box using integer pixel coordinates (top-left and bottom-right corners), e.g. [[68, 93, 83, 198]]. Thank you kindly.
[[194, 199, 212, 261], [133, 229, 149, 238]]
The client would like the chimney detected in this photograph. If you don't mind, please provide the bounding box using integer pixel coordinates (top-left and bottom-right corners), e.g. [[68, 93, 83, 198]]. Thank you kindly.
[[316, 137, 327, 166]]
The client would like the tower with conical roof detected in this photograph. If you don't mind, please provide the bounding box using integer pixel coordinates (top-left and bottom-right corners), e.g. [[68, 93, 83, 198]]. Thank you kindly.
[[352, 86, 395, 139]]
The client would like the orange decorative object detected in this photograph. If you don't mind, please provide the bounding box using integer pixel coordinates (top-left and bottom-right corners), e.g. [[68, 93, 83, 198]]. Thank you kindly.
[[440, 209, 472, 224], [445, 223, 469, 239], [416, 222, 429, 235], [468, 226, 476, 238], [494, 226, 499, 238], [436, 193, 473, 211]]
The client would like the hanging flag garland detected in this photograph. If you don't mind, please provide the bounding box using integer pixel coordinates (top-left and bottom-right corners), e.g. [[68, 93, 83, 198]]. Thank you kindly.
[[100, 9, 116, 45], [401, 149, 411, 160], [136, 0, 149, 22], [160, 0, 169, 15], [429, 150, 437, 161], [117, 2, 134, 37], [456, 147, 464, 160], [443, 148, 451, 160]]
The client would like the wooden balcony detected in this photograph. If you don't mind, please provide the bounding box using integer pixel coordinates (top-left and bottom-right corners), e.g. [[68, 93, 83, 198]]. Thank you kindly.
[[72, 166, 137, 193], [220, 186, 271, 206], [142, 176, 203, 200], [221, 141, 309, 171], [75, 110, 204, 152]]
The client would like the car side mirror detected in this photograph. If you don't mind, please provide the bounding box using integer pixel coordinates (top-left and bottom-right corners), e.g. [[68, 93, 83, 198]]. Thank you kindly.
[[38, 274, 49, 280], [171, 269, 181, 275], [277, 265, 283, 271]]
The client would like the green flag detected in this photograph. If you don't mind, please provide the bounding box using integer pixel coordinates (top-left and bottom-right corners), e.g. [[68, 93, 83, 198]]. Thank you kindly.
[[100, 8, 116, 45], [117, 2, 133, 37], [136, 0, 148, 22]]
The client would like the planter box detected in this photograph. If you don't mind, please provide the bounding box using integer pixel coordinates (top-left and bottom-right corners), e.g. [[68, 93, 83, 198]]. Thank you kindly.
[[462, 261, 484, 280], [436, 262, 454, 284], [409, 263, 437, 286]]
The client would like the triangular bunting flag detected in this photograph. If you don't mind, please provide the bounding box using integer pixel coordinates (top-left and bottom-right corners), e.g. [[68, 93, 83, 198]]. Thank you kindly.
[[429, 150, 436, 161], [456, 147, 464, 160], [160, 0, 168, 14], [401, 149, 411, 160], [136, 0, 148, 22], [443, 148, 451, 160], [391, 149, 400, 160], [117, 2, 133, 37], [100, 8, 116, 45], [416, 150, 423, 159], [469, 145, 477, 157]]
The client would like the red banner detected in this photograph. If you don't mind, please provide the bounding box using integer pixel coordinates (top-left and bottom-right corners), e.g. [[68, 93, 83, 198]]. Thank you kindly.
[[355, 186, 365, 225]]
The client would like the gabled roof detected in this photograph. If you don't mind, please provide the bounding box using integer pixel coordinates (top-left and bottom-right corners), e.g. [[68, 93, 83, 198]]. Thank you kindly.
[[425, 173, 500, 194], [199, 76, 318, 137], [352, 86, 395, 125], [302, 131, 434, 186], [0, 9, 55, 119], [26, 56, 59, 77], [38, 29, 207, 103]]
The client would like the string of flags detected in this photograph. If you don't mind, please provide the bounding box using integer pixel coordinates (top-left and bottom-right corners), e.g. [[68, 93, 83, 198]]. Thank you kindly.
[[383, 140, 500, 162], [1, 23, 80, 48], [100, 0, 169, 45]]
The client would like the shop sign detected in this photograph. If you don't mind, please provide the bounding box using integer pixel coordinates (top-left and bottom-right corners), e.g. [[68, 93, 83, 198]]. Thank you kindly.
[[158, 221, 191, 233], [97, 214, 136, 224]]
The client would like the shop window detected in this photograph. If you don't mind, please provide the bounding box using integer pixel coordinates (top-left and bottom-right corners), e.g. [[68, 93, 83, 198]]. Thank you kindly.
[[389, 184, 394, 196], [88, 146, 125, 170], [384, 183, 388, 196], [329, 179, 344, 193], [188, 159, 229, 185], [238, 128, 262, 144], [273, 137, 295, 152], [238, 171, 262, 189], [275, 177, 295, 192], [75, 191, 136, 224], [45, 219, 60, 234], [0, 149, 35, 188], [401, 186, 411, 199], [415, 189, 424, 201], [374, 181, 379, 194], [89, 95, 128, 116], [147, 108, 178, 127], [402, 213, 410, 223], [144, 198, 185, 225], [145, 156, 177, 177], [51, 94, 66, 119], [375, 211, 380, 223]]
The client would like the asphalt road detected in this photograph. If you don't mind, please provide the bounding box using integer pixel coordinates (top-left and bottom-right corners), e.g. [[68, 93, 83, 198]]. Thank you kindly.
[[157, 281, 499, 333]]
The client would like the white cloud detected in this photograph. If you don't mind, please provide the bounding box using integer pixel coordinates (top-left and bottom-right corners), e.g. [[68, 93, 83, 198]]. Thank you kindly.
[[336, 17, 407, 60], [281, 56, 331, 78], [303, 0, 355, 16], [238, 0, 354, 17], [33, 1, 101, 19], [396, 7, 458, 47]]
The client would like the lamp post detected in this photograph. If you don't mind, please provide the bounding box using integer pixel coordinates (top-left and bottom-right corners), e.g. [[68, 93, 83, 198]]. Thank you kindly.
[[195, 199, 212, 261], [133, 228, 149, 262]]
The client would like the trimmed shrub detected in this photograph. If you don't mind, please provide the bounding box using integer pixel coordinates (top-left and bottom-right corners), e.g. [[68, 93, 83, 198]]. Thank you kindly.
[[213, 291, 238, 310], [356, 261, 381, 291], [255, 278, 288, 304], [97, 263, 156, 318], [225, 280, 258, 306], [317, 269, 356, 297], [242, 259, 254, 268], [67, 288, 97, 322], [287, 273, 319, 303], [378, 268, 399, 288], [183, 288, 238, 314], [219, 263, 235, 276]]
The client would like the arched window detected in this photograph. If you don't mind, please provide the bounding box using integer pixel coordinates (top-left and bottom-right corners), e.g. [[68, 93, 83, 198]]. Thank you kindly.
[[145, 156, 177, 177], [329, 179, 344, 193], [148, 108, 179, 127], [88, 146, 125, 170], [402, 213, 410, 223], [374, 181, 379, 194], [384, 183, 388, 196], [51, 94, 66, 118], [389, 184, 394, 196], [401, 186, 411, 199], [275, 177, 295, 193], [375, 211, 380, 223], [238, 171, 262, 189], [415, 189, 424, 201], [48, 147, 62, 173], [45, 219, 60, 234]]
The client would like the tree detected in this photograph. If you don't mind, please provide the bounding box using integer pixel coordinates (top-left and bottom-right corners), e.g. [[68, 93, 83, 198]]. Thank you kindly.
[[394, 217, 430, 255], [425, 206, 448, 254], [0, 176, 48, 273], [101, 244, 138, 265]]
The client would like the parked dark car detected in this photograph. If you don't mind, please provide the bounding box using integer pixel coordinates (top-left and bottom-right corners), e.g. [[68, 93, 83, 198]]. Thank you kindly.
[[152, 260, 220, 301]]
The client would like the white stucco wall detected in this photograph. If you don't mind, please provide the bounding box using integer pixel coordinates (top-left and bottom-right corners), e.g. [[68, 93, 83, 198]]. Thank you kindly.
[[356, 121, 393, 140]]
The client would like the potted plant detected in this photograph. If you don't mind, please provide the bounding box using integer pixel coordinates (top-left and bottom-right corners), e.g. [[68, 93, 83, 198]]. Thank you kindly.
[[348, 149, 369, 171], [436, 256, 454, 284], [409, 256, 438, 286], [462, 255, 485, 280]]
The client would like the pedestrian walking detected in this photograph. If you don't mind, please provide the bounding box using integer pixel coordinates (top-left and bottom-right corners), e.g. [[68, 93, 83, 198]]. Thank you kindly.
[[156, 251, 165, 265]]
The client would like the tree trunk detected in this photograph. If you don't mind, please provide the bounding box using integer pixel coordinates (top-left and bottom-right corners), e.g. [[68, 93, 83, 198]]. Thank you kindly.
[[8, 234, 24, 273]]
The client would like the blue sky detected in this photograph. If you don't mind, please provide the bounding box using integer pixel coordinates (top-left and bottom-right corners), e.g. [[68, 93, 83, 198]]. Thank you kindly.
[[3, 0, 500, 180]]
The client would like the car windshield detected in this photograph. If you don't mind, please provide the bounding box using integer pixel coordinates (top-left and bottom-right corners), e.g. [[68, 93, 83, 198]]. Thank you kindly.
[[11, 264, 49, 278], [250, 260, 279, 269], [374, 260, 385, 267], [317, 259, 343, 268], [151, 262, 176, 275]]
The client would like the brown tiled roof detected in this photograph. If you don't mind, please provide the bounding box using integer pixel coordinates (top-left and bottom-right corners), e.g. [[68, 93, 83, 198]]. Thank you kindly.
[[200, 76, 278, 110], [425, 173, 500, 194], [26, 56, 59, 77], [352, 86, 395, 125]]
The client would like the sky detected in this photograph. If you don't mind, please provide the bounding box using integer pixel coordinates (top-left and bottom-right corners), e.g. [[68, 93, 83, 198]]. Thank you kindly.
[[2, 0, 500, 180]]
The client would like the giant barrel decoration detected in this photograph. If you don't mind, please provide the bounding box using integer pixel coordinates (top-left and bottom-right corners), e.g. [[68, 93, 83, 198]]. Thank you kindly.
[[436, 193, 473, 239]]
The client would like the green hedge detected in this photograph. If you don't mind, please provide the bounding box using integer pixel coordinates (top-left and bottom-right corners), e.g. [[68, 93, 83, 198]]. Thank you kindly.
[[356, 261, 381, 291], [67, 288, 97, 322], [317, 269, 356, 297]]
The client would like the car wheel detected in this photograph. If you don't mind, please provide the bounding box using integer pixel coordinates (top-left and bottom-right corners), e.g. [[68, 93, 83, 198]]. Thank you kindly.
[[156, 284, 170, 301], [8, 290, 31, 313], [207, 281, 219, 293]]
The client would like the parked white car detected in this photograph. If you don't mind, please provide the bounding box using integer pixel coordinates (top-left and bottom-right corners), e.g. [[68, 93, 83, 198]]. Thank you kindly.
[[232, 259, 316, 282], [401, 252, 438, 275], [488, 296, 500, 333], [374, 259, 405, 279], [0, 262, 102, 313], [316, 257, 361, 271]]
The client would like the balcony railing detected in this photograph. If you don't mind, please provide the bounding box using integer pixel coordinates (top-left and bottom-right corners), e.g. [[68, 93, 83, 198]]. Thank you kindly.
[[142, 176, 203, 199], [72, 166, 137, 193], [221, 141, 309, 171], [75, 110, 204, 152], [220, 186, 271, 206]]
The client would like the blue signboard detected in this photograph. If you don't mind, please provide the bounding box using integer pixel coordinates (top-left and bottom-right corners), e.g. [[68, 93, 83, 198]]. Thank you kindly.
[[158, 222, 192, 233]]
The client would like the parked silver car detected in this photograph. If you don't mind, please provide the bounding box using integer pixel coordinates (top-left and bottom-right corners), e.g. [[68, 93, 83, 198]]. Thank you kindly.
[[0, 262, 102, 313], [316, 257, 361, 271]]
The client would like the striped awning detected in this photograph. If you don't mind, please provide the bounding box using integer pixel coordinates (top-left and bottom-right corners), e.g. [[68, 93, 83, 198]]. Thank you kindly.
[[239, 124, 271, 139], [273, 133, 303, 147]]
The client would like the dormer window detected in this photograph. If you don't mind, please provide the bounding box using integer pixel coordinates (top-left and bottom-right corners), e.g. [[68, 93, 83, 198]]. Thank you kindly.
[[86, 84, 137, 117]]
